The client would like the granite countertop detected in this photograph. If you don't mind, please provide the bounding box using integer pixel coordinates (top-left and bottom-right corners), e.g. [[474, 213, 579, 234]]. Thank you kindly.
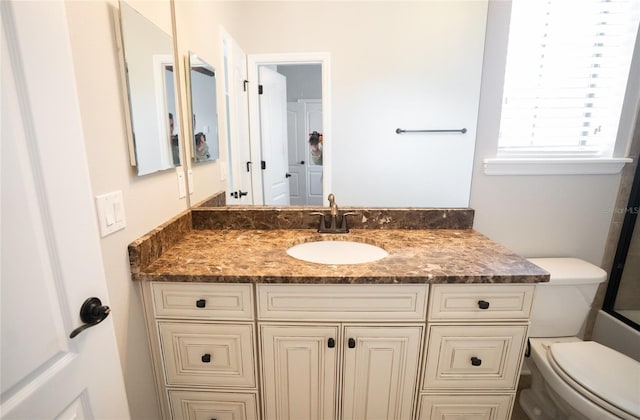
[[130, 218, 549, 284]]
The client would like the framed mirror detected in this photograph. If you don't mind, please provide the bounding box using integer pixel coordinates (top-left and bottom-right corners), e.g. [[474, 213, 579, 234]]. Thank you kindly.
[[187, 53, 220, 163], [116, 1, 180, 176]]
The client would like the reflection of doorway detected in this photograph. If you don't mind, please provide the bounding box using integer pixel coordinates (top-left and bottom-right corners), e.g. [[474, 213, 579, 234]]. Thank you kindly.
[[247, 53, 331, 206], [280, 64, 323, 205]]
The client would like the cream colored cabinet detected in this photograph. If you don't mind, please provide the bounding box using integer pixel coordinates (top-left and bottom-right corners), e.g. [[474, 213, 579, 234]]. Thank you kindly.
[[141, 282, 260, 420], [257, 284, 428, 420], [141, 282, 534, 420], [260, 323, 422, 420], [417, 284, 535, 420], [341, 326, 422, 420], [260, 325, 340, 420]]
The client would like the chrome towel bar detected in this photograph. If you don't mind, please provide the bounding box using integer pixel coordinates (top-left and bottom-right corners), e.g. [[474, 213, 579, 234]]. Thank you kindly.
[[395, 128, 467, 134]]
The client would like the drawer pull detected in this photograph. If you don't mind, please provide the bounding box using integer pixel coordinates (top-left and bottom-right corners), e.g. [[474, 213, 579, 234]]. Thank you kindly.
[[477, 300, 490, 310], [327, 338, 336, 348], [196, 299, 206, 308], [201, 353, 211, 363], [348, 338, 356, 348], [470, 356, 482, 366]]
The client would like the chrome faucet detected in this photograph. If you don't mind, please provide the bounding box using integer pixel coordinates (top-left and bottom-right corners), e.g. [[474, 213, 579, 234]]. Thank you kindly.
[[312, 193, 358, 233]]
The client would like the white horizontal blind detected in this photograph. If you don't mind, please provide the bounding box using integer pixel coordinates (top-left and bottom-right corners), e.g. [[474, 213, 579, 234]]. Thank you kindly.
[[498, 0, 640, 158]]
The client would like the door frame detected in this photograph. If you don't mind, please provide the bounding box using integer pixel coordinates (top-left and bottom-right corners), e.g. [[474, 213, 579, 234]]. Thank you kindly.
[[247, 52, 331, 205]]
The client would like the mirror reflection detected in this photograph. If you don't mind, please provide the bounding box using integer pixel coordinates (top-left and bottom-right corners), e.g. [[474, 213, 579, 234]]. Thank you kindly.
[[117, 1, 180, 176], [176, 2, 488, 207], [188, 53, 220, 163], [252, 63, 325, 206]]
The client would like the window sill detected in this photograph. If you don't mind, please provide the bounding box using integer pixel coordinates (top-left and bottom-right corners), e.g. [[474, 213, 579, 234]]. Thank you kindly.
[[483, 157, 632, 176]]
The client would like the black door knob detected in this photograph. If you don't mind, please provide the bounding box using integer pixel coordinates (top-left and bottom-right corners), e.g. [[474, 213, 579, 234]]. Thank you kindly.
[[348, 338, 356, 348], [478, 300, 490, 310], [69, 297, 111, 338], [196, 299, 206, 308], [471, 357, 482, 366], [327, 338, 335, 348], [285, 173, 292, 178], [202, 353, 212, 363], [300, 160, 305, 164]]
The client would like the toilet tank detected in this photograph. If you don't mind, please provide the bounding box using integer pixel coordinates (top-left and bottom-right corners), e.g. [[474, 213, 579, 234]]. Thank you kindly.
[[527, 258, 607, 338]]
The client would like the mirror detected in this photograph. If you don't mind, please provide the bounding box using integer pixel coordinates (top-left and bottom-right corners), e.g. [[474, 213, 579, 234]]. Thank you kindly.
[[187, 53, 220, 163], [174, 1, 488, 207], [116, 1, 180, 176]]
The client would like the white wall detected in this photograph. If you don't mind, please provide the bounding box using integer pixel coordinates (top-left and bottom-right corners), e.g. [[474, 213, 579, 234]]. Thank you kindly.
[[469, 1, 628, 266], [65, 2, 186, 418], [278, 64, 322, 102]]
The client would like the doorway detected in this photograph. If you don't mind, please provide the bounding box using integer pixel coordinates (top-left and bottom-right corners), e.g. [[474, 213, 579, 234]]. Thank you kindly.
[[247, 53, 331, 206]]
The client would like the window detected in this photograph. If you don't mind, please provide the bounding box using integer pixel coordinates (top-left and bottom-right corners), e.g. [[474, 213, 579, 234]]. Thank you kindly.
[[497, 0, 640, 159]]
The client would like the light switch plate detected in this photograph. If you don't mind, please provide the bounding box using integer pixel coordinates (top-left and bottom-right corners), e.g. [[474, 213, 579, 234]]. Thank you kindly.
[[187, 169, 194, 195], [177, 169, 186, 198], [96, 190, 126, 237]]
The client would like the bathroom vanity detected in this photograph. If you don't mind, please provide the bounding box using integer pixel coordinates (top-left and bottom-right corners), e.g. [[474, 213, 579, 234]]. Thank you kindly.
[[129, 206, 548, 420]]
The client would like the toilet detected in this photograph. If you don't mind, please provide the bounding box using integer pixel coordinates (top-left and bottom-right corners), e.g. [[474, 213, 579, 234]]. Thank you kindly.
[[520, 258, 640, 420]]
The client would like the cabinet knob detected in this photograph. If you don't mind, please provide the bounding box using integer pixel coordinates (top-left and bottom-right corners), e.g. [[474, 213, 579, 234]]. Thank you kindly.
[[327, 338, 335, 348], [348, 338, 356, 348], [477, 300, 490, 310], [202, 353, 211, 363], [196, 299, 206, 308], [471, 356, 482, 366]]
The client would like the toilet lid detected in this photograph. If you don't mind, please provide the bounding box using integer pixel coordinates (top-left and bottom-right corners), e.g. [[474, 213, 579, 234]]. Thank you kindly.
[[549, 341, 640, 418]]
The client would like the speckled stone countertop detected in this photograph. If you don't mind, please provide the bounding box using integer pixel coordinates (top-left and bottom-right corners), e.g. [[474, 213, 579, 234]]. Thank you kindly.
[[129, 207, 548, 284]]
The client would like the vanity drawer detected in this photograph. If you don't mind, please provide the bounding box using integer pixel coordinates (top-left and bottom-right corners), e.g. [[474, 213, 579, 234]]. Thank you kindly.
[[422, 325, 527, 390], [168, 390, 259, 420], [416, 394, 513, 420], [428, 284, 534, 321], [257, 284, 428, 321], [151, 282, 253, 320], [158, 322, 256, 387]]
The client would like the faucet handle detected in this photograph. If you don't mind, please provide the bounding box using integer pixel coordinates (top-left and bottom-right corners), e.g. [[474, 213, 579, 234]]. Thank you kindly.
[[310, 212, 327, 232], [340, 212, 360, 232]]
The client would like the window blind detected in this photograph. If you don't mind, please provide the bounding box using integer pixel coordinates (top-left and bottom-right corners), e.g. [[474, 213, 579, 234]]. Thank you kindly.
[[498, 0, 640, 158]]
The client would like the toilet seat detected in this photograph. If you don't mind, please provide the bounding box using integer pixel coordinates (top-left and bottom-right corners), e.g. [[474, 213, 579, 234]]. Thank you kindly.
[[548, 341, 640, 419]]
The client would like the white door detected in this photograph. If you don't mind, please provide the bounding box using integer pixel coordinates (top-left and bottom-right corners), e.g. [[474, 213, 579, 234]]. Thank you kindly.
[[1, 2, 130, 418], [260, 324, 338, 420], [223, 32, 253, 204], [341, 326, 423, 420], [258, 66, 290, 205], [305, 101, 323, 205], [287, 102, 307, 205]]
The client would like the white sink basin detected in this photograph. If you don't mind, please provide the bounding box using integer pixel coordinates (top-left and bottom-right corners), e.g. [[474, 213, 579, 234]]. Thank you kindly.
[[286, 240, 388, 265]]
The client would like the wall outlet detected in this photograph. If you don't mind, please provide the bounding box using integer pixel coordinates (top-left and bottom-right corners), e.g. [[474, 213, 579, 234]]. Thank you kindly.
[[96, 190, 126, 237]]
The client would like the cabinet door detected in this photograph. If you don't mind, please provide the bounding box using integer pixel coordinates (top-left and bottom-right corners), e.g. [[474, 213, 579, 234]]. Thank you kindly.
[[260, 324, 339, 420], [341, 326, 423, 420]]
